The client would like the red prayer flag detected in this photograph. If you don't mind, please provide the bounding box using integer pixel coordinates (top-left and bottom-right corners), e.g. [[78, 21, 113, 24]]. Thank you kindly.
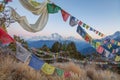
[[97, 46, 104, 54], [64, 72, 71, 78], [101, 34, 104, 37], [84, 34, 91, 43], [111, 40, 115, 43], [96, 31, 98, 34], [4, 0, 12, 2], [78, 21, 83, 26], [61, 10, 70, 22], [0, 27, 14, 44]]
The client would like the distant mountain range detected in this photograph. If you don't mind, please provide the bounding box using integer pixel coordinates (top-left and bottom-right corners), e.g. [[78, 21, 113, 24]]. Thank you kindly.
[[25, 33, 80, 42], [25, 31, 120, 55]]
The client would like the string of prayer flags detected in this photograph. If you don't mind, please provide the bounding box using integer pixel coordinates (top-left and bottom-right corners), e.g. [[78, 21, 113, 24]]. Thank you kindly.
[[56, 68, 64, 76], [41, 63, 55, 75], [29, 54, 44, 70], [115, 55, 120, 62], [61, 9, 70, 22], [79, 22, 105, 37], [76, 25, 112, 56], [16, 42, 31, 62], [0, 27, 14, 44], [47, 3, 61, 14], [69, 16, 78, 27]]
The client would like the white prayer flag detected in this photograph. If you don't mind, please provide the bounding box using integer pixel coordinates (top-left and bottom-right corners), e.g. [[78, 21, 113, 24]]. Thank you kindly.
[[16, 42, 31, 62]]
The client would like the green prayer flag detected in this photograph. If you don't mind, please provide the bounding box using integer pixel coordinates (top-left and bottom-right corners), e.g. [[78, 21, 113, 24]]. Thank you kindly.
[[98, 32, 101, 35], [83, 23, 86, 27], [56, 68, 64, 76], [47, 3, 61, 13], [91, 40, 96, 48]]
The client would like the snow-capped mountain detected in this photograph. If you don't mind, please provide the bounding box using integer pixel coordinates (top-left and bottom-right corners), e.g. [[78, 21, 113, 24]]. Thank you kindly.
[[25, 33, 81, 42], [102, 31, 120, 41]]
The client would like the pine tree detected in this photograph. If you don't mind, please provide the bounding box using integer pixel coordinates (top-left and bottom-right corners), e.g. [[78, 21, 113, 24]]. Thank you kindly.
[[51, 41, 61, 52]]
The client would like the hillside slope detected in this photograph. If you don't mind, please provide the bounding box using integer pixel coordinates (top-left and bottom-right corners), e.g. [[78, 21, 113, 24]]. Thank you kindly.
[[0, 48, 120, 80]]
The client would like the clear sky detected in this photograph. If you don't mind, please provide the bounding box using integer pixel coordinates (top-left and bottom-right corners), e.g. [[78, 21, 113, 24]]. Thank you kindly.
[[6, 0, 120, 40]]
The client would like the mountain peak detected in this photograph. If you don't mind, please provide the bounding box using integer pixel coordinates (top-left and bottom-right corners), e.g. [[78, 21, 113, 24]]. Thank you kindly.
[[25, 33, 80, 41], [50, 33, 63, 40]]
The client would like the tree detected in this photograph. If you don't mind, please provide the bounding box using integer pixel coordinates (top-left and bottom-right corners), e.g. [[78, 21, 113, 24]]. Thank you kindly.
[[66, 42, 77, 53], [41, 44, 50, 52], [51, 41, 62, 52]]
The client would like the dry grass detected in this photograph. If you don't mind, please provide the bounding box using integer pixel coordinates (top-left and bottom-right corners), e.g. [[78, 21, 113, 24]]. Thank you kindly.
[[0, 54, 120, 80]]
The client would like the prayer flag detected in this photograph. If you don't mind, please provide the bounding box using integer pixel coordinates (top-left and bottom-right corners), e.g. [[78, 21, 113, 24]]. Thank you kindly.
[[114, 41, 118, 45], [4, 0, 12, 4], [69, 16, 78, 27], [111, 40, 115, 44], [108, 44, 112, 49], [84, 34, 91, 43], [89, 27, 93, 31], [41, 63, 55, 75], [112, 49, 116, 53], [101, 34, 104, 37], [64, 72, 71, 78], [77, 25, 86, 38], [82, 23, 86, 27], [78, 21, 83, 26], [117, 42, 120, 46], [0, 27, 14, 44], [61, 10, 70, 22], [56, 68, 64, 76], [115, 55, 120, 61], [96, 31, 98, 34], [97, 46, 104, 54], [96, 42, 101, 48], [85, 25, 89, 29], [91, 40, 96, 48], [29, 0, 40, 7], [104, 50, 110, 57], [0, 4, 4, 12], [16, 42, 31, 62], [47, 3, 61, 13], [29, 54, 44, 70]]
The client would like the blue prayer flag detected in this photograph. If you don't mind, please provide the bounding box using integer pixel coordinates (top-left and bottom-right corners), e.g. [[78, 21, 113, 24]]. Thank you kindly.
[[69, 16, 78, 27], [29, 54, 44, 70], [77, 25, 86, 38]]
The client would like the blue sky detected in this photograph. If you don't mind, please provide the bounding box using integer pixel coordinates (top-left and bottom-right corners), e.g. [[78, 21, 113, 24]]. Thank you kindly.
[[7, 0, 120, 39]]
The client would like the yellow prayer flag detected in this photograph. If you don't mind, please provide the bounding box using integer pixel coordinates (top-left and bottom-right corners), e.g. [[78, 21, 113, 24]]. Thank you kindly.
[[29, 0, 40, 7], [118, 42, 120, 46], [96, 42, 101, 48], [0, 4, 4, 12], [108, 44, 112, 49], [41, 63, 55, 75], [115, 56, 120, 62], [1, 24, 7, 32], [85, 25, 89, 29]]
